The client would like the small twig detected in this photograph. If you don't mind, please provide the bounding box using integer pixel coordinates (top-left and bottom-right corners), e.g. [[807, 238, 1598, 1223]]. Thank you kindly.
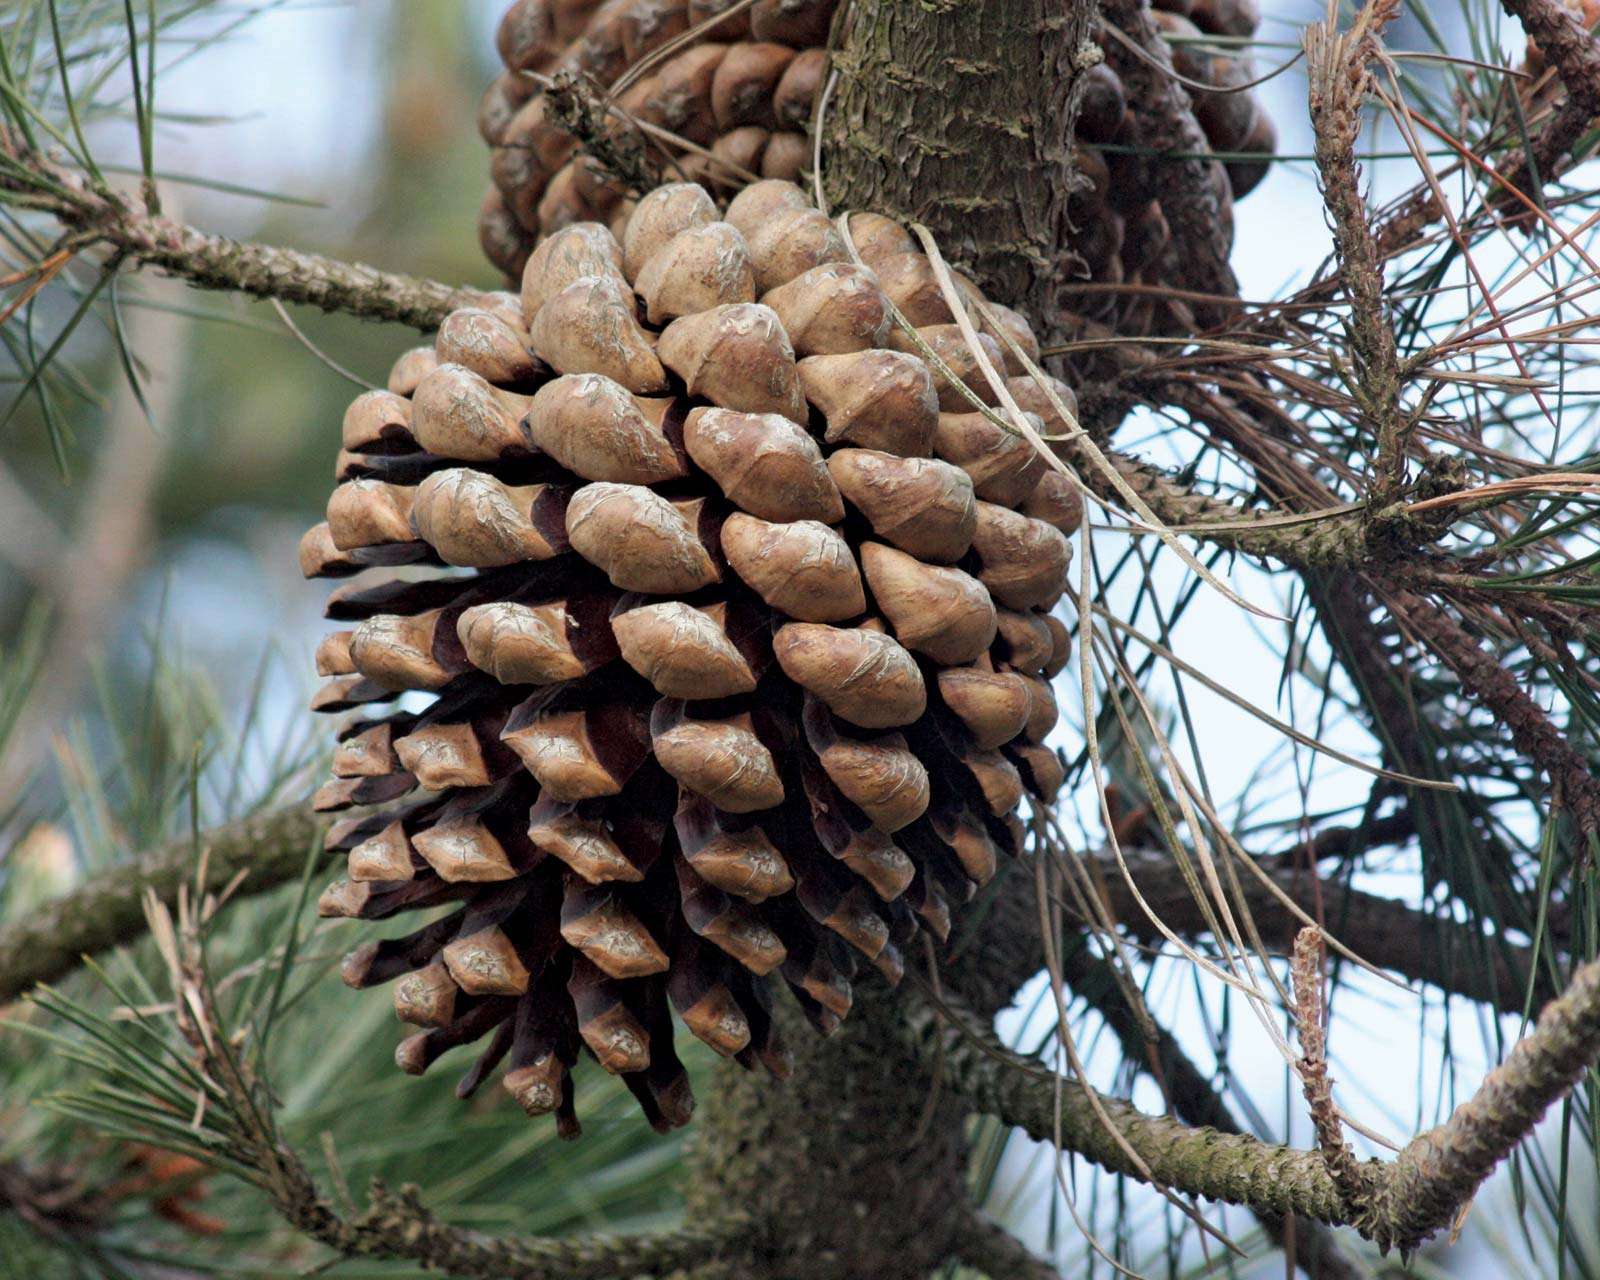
[[1304, 0, 1408, 504], [1291, 928, 1367, 1204]]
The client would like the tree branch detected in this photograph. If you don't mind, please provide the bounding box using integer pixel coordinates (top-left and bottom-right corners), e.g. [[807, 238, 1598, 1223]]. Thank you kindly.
[[1497, 0, 1600, 205], [1386, 588, 1600, 833], [1368, 954, 1600, 1250], [1066, 843, 1549, 1016], [910, 954, 1600, 1253], [131, 892, 755, 1280], [1305, 1, 1407, 503], [1060, 942, 1371, 1279], [0, 133, 484, 329], [283, 1176, 750, 1280], [0, 805, 326, 1004], [901, 987, 1353, 1222], [946, 1209, 1062, 1280]]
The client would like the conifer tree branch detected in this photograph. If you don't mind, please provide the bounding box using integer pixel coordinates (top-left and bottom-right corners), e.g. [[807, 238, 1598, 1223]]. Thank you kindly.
[[946, 1209, 1063, 1280], [1304, 0, 1408, 503], [0, 132, 485, 329], [1498, 0, 1600, 195], [279, 1175, 751, 1280], [1060, 942, 1372, 1279], [1387, 589, 1600, 833], [901, 986, 1353, 1221], [0, 805, 327, 1004], [139, 891, 755, 1280], [913, 954, 1600, 1252]]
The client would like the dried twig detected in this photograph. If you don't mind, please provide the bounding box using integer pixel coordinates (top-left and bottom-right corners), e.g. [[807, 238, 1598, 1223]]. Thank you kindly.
[[1291, 928, 1367, 1204]]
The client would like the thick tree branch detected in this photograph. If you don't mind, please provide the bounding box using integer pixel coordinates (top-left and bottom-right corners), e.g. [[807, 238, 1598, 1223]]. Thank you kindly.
[[910, 956, 1600, 1252], [1367, 955, 1600, 1249], [1061, 943, 1371, 1279], [0, 805, 327, 1004], [281, 1176, 750, 1280], [0, 134, 483, 329], [1063, 436, 1443, 571], [946, 1210, 1062, 1280], [822, 0, 1094, 320], [901, 989, 1352, 1222]]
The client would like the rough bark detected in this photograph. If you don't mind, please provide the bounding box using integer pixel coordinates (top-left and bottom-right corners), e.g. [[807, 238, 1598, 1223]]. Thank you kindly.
[[683, 985, 971, 1280], [0, 807, 327, 1003], [0, 133, 486, 329], [661, 6, 1101, 1273], [822, 0, 1095, 321], [912, 953, 1600, 1254]]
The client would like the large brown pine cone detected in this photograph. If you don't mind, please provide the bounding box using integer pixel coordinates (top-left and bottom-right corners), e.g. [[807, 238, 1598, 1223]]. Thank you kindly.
[[302, 178, 1080, 1135], [476, 0, 1277, 315]]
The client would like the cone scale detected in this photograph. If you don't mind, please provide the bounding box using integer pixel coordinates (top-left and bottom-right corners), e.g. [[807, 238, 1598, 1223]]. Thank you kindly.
[[477, 0, 1278, 329], [306, 178, 1080, 1134]]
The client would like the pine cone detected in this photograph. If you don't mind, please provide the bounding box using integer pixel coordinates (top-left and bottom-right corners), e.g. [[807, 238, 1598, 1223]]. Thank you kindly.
[[477, 0, 1277, 324], [304, 178, 1078, 1135]]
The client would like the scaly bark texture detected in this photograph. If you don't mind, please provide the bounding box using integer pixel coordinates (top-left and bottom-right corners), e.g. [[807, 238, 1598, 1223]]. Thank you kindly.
[[1063, 942, 1369, 1280], [0, 134, 486, 329], [683, 985, 972, 1280], [0, 806, 327, 1003], [822, 0, 1095, 321], [917, 953, 1600, 1255]]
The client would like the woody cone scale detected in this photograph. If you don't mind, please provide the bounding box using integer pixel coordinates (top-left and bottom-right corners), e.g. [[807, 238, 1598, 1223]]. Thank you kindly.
[[477, 0, 1277, 329], [305, 177, 1080, 1134]]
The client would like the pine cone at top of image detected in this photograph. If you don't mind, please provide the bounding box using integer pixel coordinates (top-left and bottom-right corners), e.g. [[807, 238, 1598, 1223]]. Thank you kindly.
[[301, 177, 1083, 1136], [475, 0, 1278, 329]]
